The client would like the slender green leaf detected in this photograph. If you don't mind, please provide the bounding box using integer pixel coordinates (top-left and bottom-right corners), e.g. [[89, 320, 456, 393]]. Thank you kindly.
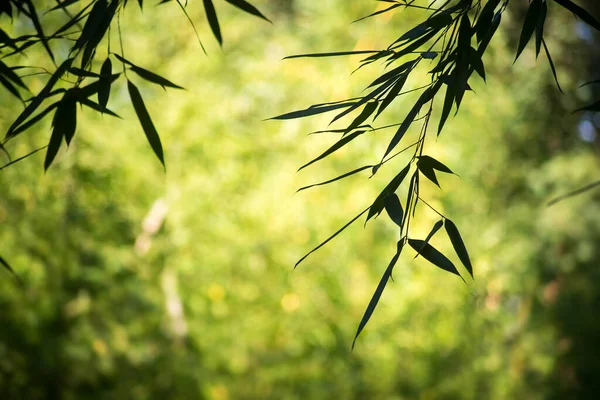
[[413, 220, 444, 259], [60, 98, 77, 146], [0, 75, 23, 101], [113, 54, 184, 89], [24, 0, 54, 62], [382, 83, 440, 160], [0, 255, 23, 286], [224, 0, 270, 22], [203, 0, 222, 45], [418, 155, 453, 174], [345, 102, 377, 134], [0, 59, 28, 89], [352, 242, 403, 349], [284, 50, 380, 60], [384, 193, 404, 227], [45, 111, 64, 170], [78, 97, 121, 118], [295, 206, 370, 268], [366, 163, 411, 224], [468, 46, 486, 81], [418, 164, 440, 187], [297, 165, 373, 192], [574, 99, 600, 112], [270, 102, 356, 120], [127, 80, 165, 167], [6, 58, 73, 140], [535, 0, 547, 58], [444, 219, 473, 278], [99, 57, 112, 110], [408, 239, 464, 281], [542, 38, 563, 93], [515, 0, 544, 61], [553, 0, 600, 31], [299, 130, 365, 171], [376, 74, 408, 118]]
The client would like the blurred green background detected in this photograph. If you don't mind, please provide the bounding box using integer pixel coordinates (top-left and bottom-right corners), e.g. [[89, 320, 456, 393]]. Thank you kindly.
[[1, 1, 600, 399]]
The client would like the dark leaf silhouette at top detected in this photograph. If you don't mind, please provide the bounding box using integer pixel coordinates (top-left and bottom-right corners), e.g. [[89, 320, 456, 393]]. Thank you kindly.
[[553, 0, 600, 31], [224, 0, 271, 23], [203, 0, 222, 45], [515, 0, 544, 62]]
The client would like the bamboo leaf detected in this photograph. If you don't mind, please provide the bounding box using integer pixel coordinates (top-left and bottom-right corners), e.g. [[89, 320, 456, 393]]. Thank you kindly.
[[224, 0, 270, 22], [408, 239, 464, 281], [444, 219, 473, 278], [203, 0, 222, 45], [352, 242, 403, 349], [127, 80, 165, 168]]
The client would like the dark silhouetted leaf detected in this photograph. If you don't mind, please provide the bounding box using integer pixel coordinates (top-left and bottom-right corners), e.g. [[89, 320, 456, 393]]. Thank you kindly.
[[418, 163, 440, 187], [75, 73, 120, 98], [68, 67, 101, 78], [0, 255, 23, 286], [225, 0, 270, 22], [574, 99, 600, 112], [382, 83, 440, 160], [352, 242, 403, 349], [353, 3, 401, 23], [421, 51, 438, 59], [297, 165, 373, 192], [345, 102, 377, 134], [366, 163, 411, 224], [284, 50, 379, 60], [299, 130, 365, 171], [0, 75, 22, 101], [113, 54, 184, 89], [60, 98, 77, 146], [78, 98, 121, 118], [413, 220, 444, 259], [204, 0, 222, 45], [295, 206, 370, 268], [408, 239, 464, 281], [547, 179, 600, 206], [367, 59, 416, 88], [515, 0, 544, 61], [270, 102, 357, 120], [24, 0, 54, 62], [468, 46, 486, 81], [0, 59, 28, 90], [535, 0, 547, 57], [553, 0, 600, 31], [542, 38, 563, 93], [6, 58, 73, 140], [99, 57, 112, 110], [475, 0, 500, 43], [376, 75, 408, 118], [384, 193, 404, 227], [127, 80, 165, 168], [418, 155, 453, 174], [444, 219, 473, 278], [45, 113, 65, 170], [47, 0, 82, 13]]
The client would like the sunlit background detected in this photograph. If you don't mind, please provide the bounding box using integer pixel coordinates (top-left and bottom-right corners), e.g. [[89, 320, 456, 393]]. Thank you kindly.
[[1, 1, 600, 399]]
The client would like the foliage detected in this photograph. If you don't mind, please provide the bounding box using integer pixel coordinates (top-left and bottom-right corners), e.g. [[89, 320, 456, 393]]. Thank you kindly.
[[1, 1, 600, 398]]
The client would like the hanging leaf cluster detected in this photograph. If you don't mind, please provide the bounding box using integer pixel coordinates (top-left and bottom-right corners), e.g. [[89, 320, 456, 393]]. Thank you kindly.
[[0, 0, 270, 170], [274, 0, 600, 347]]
